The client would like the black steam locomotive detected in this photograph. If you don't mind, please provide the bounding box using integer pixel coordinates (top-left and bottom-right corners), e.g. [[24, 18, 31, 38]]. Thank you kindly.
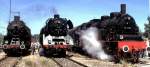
[[70, 4, 146, 62], [39, 14, 73, 56], [2, 16, 31, 56]]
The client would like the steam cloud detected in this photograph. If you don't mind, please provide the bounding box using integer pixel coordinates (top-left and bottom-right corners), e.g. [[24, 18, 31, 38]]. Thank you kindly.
[[50, 7, 58, 15], [24, 4, 59, 18], [80, 27, 110, 60]]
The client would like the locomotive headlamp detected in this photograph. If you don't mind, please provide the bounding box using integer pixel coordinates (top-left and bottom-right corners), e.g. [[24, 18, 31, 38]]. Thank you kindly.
[[120, 35, 123, 39], [48, 40, 51, 44], [5, 41, 8, 44], [127, 17, 131, 20], [123, 45, 129, 52]]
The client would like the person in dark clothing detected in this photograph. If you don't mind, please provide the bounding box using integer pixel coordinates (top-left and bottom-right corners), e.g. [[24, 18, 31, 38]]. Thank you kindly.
[[31, 42, 36, 55]]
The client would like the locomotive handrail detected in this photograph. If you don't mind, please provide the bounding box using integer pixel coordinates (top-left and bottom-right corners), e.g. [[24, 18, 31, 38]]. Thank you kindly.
[[95, 40, 147, 42]]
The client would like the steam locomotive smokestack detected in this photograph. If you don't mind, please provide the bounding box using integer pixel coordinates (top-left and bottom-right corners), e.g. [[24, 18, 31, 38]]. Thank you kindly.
[[54, 14, 60, 19], [14, 16, 20, 21], [120, 4, 126, 14]]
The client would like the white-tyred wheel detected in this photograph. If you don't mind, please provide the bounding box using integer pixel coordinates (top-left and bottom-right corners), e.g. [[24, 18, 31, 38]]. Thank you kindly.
[[20, 45, 25, 49], [122, 45, 129, 52]]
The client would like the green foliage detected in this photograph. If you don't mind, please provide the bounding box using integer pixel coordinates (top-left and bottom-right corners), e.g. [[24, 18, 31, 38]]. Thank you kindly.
[[0, 33, 3, 44], [144, 16, 150, 38], [32, 34, 39, 42]]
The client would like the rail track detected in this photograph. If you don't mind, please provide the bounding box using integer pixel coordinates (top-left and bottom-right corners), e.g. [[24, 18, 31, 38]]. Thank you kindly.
[[51, 57, 88, 67], [0, 57, 21, 67]]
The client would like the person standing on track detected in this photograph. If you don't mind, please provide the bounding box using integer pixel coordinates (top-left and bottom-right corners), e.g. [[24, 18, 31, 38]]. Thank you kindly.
[[31, 42, 36, 55]]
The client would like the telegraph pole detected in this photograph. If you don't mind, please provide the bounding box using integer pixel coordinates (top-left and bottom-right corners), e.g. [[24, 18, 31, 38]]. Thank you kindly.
[[9, 0, 20, 22], [148, 0, 150, 39], [9, 0, 12, 23]]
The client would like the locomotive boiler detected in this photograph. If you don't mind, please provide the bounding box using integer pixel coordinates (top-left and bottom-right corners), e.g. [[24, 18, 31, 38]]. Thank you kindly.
[[39, 14, 74, 56], [70, 4, 147, 63], [2, 16, 31, 56]]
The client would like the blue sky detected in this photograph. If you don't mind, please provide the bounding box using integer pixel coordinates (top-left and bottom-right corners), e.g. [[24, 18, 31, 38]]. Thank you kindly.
[[0, 0, 149, 34]]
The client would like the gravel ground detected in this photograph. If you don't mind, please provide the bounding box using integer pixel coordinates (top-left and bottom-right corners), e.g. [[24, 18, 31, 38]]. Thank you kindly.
[[0, 57, 20, 67], [70, 54, 150, 67], [69, 52, 135, 67], [0, 52, 6, 60], [16, 55, 59, 67], [7, 51, 150, 67], [52, 57, 87, 67], [70, 57, 126, 67], [134, 58, 150, 67]]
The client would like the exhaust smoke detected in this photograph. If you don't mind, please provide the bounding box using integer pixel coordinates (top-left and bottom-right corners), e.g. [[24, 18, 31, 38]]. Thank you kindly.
[[80, 27, 110, 60], [50, 7, 58, 15]]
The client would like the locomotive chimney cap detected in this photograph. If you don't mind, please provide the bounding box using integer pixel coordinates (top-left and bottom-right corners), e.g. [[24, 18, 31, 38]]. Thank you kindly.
[[14, 16, 20, 21], [54, 14, 60, 19], [120, 4, 126, 14]]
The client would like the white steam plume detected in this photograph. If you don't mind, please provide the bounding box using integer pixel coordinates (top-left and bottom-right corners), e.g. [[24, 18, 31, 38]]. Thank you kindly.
[[80, 27, 110, 60], [50, 7, 58, 15]]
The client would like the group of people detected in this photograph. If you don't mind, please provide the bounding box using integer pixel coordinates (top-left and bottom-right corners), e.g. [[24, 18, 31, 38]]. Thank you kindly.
[[30, 42, 40, 55]]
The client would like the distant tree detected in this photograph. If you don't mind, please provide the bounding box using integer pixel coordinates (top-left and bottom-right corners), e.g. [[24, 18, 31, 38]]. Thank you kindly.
[[0, 33, 3, 44], [32, 34, 39, 42], [144, 16, 150, 38]]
